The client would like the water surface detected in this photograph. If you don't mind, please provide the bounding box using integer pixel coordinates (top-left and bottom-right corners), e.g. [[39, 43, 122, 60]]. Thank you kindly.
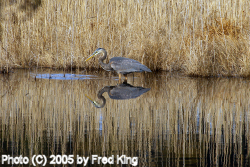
[[0, 69, 249, 166]]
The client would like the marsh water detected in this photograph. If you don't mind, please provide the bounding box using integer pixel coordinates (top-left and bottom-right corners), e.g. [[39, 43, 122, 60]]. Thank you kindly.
[[0, 69, 250, 166]]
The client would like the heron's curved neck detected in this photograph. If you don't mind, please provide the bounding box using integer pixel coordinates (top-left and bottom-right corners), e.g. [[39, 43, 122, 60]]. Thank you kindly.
[[94, 86, 111, 108], [98, 49, 113, 71]]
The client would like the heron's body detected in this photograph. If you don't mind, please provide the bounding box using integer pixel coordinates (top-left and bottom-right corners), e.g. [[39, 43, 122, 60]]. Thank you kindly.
[[85, 48, 151, 82], [109, 57, 151, 74], [85, 82, 151, 108]]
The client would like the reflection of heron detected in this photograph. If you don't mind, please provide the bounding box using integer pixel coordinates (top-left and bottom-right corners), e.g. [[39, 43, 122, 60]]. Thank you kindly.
[[85, 82, 150, 108], [85, 48, 151, 82]]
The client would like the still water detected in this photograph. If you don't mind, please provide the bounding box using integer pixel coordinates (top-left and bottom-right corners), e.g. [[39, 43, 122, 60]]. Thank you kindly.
[[0, 69, 249, 166]]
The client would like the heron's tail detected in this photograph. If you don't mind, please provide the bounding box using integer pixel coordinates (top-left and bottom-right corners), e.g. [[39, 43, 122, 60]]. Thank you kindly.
[[140, 65, 152, 72]]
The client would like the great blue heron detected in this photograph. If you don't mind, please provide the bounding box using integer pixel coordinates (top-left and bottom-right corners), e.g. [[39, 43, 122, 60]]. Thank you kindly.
[[85, 48, 152, 82], [85, 82, 150, 108]]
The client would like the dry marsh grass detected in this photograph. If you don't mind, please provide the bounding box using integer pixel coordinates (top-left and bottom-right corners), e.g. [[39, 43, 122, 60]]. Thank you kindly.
[[0, 70, 250, 165], [0, 0, 250, 76]]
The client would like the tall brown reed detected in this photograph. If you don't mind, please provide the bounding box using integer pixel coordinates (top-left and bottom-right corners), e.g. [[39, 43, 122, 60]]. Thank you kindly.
[[0, 0, 250, 76]]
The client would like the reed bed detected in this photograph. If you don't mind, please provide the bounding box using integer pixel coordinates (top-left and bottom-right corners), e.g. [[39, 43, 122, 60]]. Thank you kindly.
[[0, 70, 249, 166], [0, 0, 250, 76]]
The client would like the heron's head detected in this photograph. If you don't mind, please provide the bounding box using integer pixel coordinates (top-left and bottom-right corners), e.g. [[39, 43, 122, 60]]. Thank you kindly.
[[85, 48, 105, 62]]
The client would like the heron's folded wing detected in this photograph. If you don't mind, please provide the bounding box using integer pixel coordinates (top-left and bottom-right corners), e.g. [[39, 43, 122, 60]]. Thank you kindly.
[[110, 57, 151, 74]]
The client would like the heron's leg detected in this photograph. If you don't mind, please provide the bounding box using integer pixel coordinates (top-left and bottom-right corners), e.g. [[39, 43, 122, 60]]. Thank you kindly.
[[132, 73, 134, 84], [118, 73, 122, 84], [124, 74, 128, 82]]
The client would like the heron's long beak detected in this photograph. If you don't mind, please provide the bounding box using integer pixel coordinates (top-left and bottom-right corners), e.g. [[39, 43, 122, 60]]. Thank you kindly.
[[85, 94, 102, 108], [85, 52, 97, 62], [85, 94, 94, 102]]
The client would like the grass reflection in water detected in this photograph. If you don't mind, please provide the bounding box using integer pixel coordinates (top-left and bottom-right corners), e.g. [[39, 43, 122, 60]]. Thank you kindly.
[[0, 69, 249, 166]]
